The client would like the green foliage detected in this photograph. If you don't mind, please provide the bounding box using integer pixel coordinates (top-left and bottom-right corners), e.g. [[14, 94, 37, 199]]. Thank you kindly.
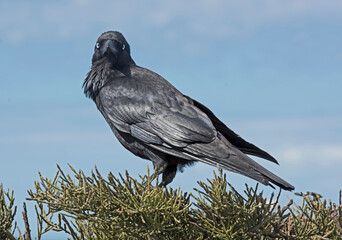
[[192, 172, 342, 239], [192, 172, 280, 239], [0, 185, 17, 240], [27, 165, 193, 240], [0, 165, 341, 239], [285, 192, 342, 239]]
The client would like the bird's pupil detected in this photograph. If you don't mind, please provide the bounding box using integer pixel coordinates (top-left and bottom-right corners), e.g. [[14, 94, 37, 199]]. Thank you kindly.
[[96, 43, 100, 49]]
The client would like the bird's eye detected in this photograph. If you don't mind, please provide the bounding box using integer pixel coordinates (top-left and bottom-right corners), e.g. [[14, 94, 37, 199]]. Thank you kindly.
[[122, 44, 125, 51], [96, 42, 100, 49]]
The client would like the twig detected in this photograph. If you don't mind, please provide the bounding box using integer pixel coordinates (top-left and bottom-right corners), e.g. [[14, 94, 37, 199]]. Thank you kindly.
[[61, 215, 78, 240], [16, 225, 23, 240], [22, 202, 32, 240]]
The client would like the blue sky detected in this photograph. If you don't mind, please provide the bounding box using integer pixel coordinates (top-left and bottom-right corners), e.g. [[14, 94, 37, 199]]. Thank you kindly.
[[1, 1, 342, 238]]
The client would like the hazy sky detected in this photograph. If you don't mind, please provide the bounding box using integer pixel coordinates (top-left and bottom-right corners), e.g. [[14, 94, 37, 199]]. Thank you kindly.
[[1, 1, 342, 238]]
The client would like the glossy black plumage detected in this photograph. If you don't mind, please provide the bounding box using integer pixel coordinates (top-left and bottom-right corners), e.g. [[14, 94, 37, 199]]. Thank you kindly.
[[83, 31, 295, 191]]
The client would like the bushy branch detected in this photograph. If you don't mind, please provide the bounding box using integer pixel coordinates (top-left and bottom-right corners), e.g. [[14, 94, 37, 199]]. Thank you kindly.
[[0, 185, 18, 240], [26, 165, 193, 239], [1, 165, 341, 239], [192, 171, 281, 239]]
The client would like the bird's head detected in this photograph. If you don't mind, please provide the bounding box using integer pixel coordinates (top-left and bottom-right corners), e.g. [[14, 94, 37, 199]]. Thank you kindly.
[[91, 31, 134, 68]]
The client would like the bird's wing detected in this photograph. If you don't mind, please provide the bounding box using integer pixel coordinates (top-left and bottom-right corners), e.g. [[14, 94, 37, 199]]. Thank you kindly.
[[184, 96, 279, 164], [98, 76, 216, 148]]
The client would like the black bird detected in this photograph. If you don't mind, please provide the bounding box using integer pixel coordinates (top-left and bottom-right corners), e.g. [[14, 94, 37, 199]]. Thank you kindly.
[[83, 31, 295, 191]]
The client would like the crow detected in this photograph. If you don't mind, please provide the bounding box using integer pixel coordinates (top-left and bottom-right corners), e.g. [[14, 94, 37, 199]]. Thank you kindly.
[[83, 31, 295, 191]]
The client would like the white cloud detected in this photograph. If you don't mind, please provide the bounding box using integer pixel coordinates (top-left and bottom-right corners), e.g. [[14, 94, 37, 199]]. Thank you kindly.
[[277, 144, 342, 165], [224, 115, 342, 166], [2, 115, 340, 166], [235, 115, 342, 132], [1, 0, 342, 44]]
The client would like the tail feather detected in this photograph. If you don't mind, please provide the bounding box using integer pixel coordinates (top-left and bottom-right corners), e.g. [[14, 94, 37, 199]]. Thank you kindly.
[[183, 147, 295, 191], [217, 146, 295, 191], [149, 132, 295, 191], [194, 133, 295, 191]]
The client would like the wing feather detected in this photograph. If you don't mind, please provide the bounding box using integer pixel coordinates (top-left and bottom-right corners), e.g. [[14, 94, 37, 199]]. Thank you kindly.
[[99, 77, 216, 148], [185, 96, 279, 164]]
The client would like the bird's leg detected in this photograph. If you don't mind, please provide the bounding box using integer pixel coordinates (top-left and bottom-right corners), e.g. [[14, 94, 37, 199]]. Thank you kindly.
[[156, 174, 159, 187], [158, 164, 178, 187], [143, 148, 169, 187], [151, 160, 168, 187]]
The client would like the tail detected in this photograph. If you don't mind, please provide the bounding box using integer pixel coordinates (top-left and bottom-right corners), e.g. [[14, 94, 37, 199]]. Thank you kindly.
[[199, 134, 295, 191], [149, 131, 295, 191], [218, 145, 295, 191]]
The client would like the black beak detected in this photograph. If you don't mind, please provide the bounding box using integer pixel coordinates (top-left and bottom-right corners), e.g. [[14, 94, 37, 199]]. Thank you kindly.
[[100, 39, 118, 56]]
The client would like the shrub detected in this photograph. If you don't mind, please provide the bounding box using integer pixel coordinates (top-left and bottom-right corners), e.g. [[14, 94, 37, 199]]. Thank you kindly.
[[1, 165, 341, 239]]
